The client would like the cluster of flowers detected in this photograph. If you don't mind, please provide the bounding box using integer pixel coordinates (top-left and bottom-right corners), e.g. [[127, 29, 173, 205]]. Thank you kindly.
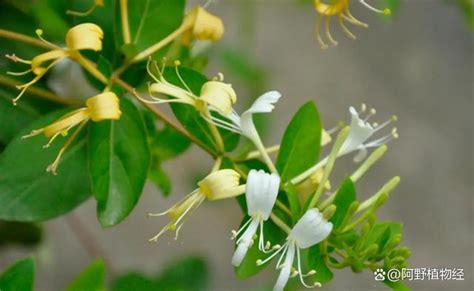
[[4, 2, 397, 290], [142, 59, 398, 290]]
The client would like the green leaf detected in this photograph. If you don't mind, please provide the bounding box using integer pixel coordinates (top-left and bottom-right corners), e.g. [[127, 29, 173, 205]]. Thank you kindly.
[[148, 166, 171, 196], [88, 98, 150, 228], [66, 259, 105, 291], [155, 256, 208, 290], [235, 218, 285, 279], [283, 183, 301, 223], [165, 67, 240, 153], [307, 245, 334, 284], [111, 273, 155, 291], [0, 221, 42, 247], [111, 256, 209, 291], [31, 0, 68, 39], [0, 111, 91, 221], [0, 257, 34, 291], [276, 101, 321, 182], [330, 178, 356, 229], [362, 222, 402, 251], [125, 0, 185, 58]]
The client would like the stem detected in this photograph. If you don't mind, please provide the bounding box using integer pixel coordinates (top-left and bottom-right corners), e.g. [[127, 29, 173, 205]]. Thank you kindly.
[[0, 75, 78, 106], [64, 213, 115, 274], [130, 23, 190, 64], [305, 127, 350, 210], [270, 213, 291, 234], [275, 200, 292, 217], [350, 145, 387, 182], [211, 156, 222, 172], [72, 53, 108, 83], [120, 0, 131, 44], [0, 28, 54, 49], [241, 144, 280, 161], [202, 106, 224, 153]]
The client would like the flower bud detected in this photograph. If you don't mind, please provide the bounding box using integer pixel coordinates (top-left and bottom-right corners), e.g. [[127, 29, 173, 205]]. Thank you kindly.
[[182, 6, 224, 44]]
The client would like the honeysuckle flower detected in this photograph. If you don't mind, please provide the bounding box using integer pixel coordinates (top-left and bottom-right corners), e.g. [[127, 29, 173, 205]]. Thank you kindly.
[[66, 0, 104, 17], [338, 104, 398, 162], [23, 92, 121, 174], [313, 0, 390, 49], [257, 208, 333, 291], [140, 60, 237, 117], [203, 90, 282, 171], [130, 6, 224, 63], [294, 104, 398, 184], [231, 169, 280, 267], [148, 169, 245, 242], [6, 23, 103, 105], [181, 5, 224, 46]]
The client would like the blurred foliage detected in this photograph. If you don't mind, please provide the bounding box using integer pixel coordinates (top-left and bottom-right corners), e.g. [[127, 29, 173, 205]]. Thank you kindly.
[[0, 221, 42, 247]]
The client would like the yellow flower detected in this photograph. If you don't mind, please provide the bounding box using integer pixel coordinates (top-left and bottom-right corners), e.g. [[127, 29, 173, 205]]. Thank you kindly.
[[148, 169, 245, 242], [23, 92, 121, 175], [66, 0, 104, 17], [140, 60, 237, 117], [6, 23, 104, 105], [313, 0, 390, 49], [181, 6, 224, 45]]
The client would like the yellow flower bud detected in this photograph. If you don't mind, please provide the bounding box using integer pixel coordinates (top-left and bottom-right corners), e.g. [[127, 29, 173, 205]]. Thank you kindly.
[[199, 81, 237, 115], [66, 23, 104, 51], [295, 169, 331, 200], [182, 6, 224, 45], [198, 169, 243, 200]]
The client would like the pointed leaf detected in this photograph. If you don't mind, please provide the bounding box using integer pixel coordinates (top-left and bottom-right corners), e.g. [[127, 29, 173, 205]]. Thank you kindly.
[[276, 101, 321, 182], [66, 260, 105, 291], [88, 98, 150, 227], [0, 257, 34, 291]]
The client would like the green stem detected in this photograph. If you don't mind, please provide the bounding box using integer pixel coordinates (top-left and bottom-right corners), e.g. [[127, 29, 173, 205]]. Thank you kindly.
[[270, 213, 291, 234], [305, 127, 350, 210], [120, 0, 131, 44]]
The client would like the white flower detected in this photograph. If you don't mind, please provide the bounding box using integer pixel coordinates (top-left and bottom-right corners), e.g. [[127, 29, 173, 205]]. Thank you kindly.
[[339, 104, 398, 162], [205, 90, 281, 143], [256, 209, 333, 291], [231, 169, 280, 267]]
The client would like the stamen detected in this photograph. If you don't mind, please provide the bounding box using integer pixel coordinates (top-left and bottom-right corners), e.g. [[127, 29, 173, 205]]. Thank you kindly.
[[35, 29, 61, 49], [325, 16, 338, 46], [361, 103, 367, 112], [232, 217, 254, 240], [359, 0, 391, 15], [364, 108, 376, 121], [296, 247, 321, 288], [338, 15, 356, 39], [256, 242, 288, 266], [5, 54, 31, 64], [174, 60, 193, 93], [315, 17, 328, 49], [7, 69, 32, 76], [290, 268, 299, 278], [146, 59, 161, 82], [374, 115, 397, 131], [203, 0, 218, 9], [342, 10, 368, 28], [149, 224, 171, 242]]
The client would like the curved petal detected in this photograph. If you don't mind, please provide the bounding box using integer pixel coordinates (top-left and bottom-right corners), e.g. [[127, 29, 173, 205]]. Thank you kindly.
[[240, 91, 281, 141], [289, 208, 333, 249], [246, 169, 280, 220]]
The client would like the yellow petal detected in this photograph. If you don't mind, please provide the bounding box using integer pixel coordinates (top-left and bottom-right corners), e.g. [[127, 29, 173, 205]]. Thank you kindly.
[[42, 108, 90, 138], [183, 6, 224, 44], [66, 23, 104, 51], [321, 129, 332, 146], [198, 169, 244, 200], [199, 81, 237, 115], [314, 0, 348, 16], [86, 92, 122, 121], [31, 50, 67, 75]]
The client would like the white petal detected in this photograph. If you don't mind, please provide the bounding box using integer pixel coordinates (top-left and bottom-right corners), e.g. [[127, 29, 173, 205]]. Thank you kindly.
[[246, 170, 280, 220], [339, 107, 375, 156], [240, 91, 281, 140], [232, 218, 260, 267], [289, 208, 333, 249], [245, 91, 282, 115], [273, 243, 295, 291]]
